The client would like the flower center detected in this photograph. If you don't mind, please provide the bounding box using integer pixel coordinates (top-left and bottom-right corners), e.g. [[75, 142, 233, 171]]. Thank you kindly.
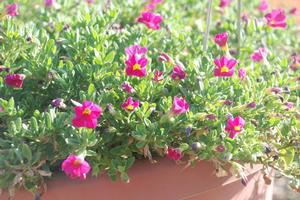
[[133, 64, 141, 71], [126, 105, 134, 110], [73, 159, 82, 168], [221, 66, 229, 73], [82, 108, 91, 116], [234, 125, 241, 131]]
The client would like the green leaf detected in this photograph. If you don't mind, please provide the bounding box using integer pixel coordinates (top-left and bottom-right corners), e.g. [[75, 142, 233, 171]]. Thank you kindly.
[[103, 51, 115, 64], [21, 144, 32, 163]]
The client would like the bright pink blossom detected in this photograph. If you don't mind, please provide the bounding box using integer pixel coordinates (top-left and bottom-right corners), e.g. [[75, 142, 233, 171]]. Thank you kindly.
[[5, 74, 25, 88], [251, 48, 267, 62], [121, 97, 139, 112], [72, 101, 102, 129], [125, 55, 148, 77], [265, 9, 287, 29], [219, 0, 231, 8], [125, 45, 148, 58], [158, 52, 171, 62], [137, 12, 163, 30], [171, 65, 186, 80], [225, 116, 245, 139], [45, 0, 55, 7], [213, 56, 237, 77], [289, 8, 298, 15], [258, 0, 268, 12], [122, 81, 135, 93], [214, 32, 228, 50], [167, 148, 183, 161], [152, 70, 164, 82], [170, 96, 189, 115], [86, 0, 94, 4], [6, 3, 19, 17], [238, 68, 247, 80], [61, 155, 91, 180]]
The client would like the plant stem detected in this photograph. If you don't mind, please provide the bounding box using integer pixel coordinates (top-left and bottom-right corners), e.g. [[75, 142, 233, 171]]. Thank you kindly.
[[237, 0, 242, 55], [203, 0, 213, 51]]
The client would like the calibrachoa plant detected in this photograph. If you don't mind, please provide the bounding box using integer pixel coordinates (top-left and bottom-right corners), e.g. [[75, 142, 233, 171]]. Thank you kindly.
[[0, 0, 300, 198]]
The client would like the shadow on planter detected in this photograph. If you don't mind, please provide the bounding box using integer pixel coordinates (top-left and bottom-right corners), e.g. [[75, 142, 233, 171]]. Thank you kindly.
[[1, 159, 273, 200]]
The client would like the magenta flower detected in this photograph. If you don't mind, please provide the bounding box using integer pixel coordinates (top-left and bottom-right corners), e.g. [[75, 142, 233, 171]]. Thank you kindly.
[[219, 0, 231, 8], [45, 0, 55, 7], [158, 52, 171, 63], [61, 155, 91, 180], [216, 145, 225, 153], [125, 55, 147, 77], [242, 12, 249, 23], [122, 81, 135, 93], [213, 56, 237, 77], [223, 100, 234, 106], [5, 74, 25, 88], [125, 45, 148, 58], [238, 68, 247, 80], [170, 96, 189, 115], [137, 12, 163, 30], [247, 101, 257, 109], [6, 3, 19, 17], [225, 116, 245, 139], [265, 9, 287, 29], [214, 32, 228, 50], [86, 0, 94, 4], [152, 70, 164, 82], [167, 148, 183, 161], [251, 48, 267, 62], [72, 101, 102, 129], [285, 102, 293, 110], [121, 97, 139, 112], [171, 65, 186, 80], [258, 0, 268, 12], [289, 8, 298, 15], [51, 98, 66, 109]]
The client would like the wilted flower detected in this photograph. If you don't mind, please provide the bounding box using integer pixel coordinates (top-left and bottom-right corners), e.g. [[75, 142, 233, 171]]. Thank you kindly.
[[72, 101, 102, 129], [170, 96, 189, 115], [6, 3, 19, 17], [5, 74, 26, 88], [45, 0, 56, 7], [285, 102, 293, 110], [152, 70, 164, 82], [125, 55, 148, 77], [121, 97, 139, 112], [185, 125, 193, 137], [223, 100, 234, 106], [265, 9, 287, 29], [247, 101, 257, 109], [238, 68, 247, 80], [137, 12, 163, 30], [258, 0, 268, 12], [251, 48, 267, 62], [86, 0, 94, 4], [219, 0, 231, 8], [270, 87, 282, 94], [289, 8, 298, 15], [158, 52, 171, 63], [213, 56, 237, 77], [51, 98, 66, 109], [171, 65, 186, 80], [61, 154, 91, 180], [225, 116, 245, 139], [125, 45, 148, 58], [214, 32, 228, 51], [167, 147, 183, 161], [0, 66, 10, 73], [206, 114, 217, 121], [241, 12, 249, 23], [122, 81, 135, 93], [216, 145, 225, 153]]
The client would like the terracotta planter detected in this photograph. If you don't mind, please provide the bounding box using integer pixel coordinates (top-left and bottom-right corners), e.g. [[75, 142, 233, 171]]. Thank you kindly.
[[2, 159, 273, 200]]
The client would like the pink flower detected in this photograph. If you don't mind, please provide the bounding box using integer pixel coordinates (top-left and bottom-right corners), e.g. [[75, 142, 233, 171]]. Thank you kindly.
[[238, 68, 247, 80], [265, 9, 287, 29], [0, 107, 4, 113], [216, 145, 225, 153], [223, 100, 234, 106], [122, 81, 135, 93], [121, 97, 139, 112], [289, 8, 298, 15], [170, 96, 189, 115], [5, 74, 25, 88], [61, 155, 91, 180], [125, 45, 148, 58], [219, 0, 231, 8], [72, 101, 102, 129], [6, 3, 19, 17], [45, 0, 55, 7], [152, 70, 164, 82], [258, 0, 268, 12], [213, 56, 237, 77], [285, 102, 293, 110], [214, 32, 228, 50], [242, 12, 249, 23], [225, 116, 245, 139], [86, 0, 94, 4], [247, 101, 257, 109], [251, 48, 267, 62], [158, 52, 171, 63], [167, 148, 183, 161], [125, 55, 148, 77], [137, 12, 163, 30], [171, 65, 186, 80]]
